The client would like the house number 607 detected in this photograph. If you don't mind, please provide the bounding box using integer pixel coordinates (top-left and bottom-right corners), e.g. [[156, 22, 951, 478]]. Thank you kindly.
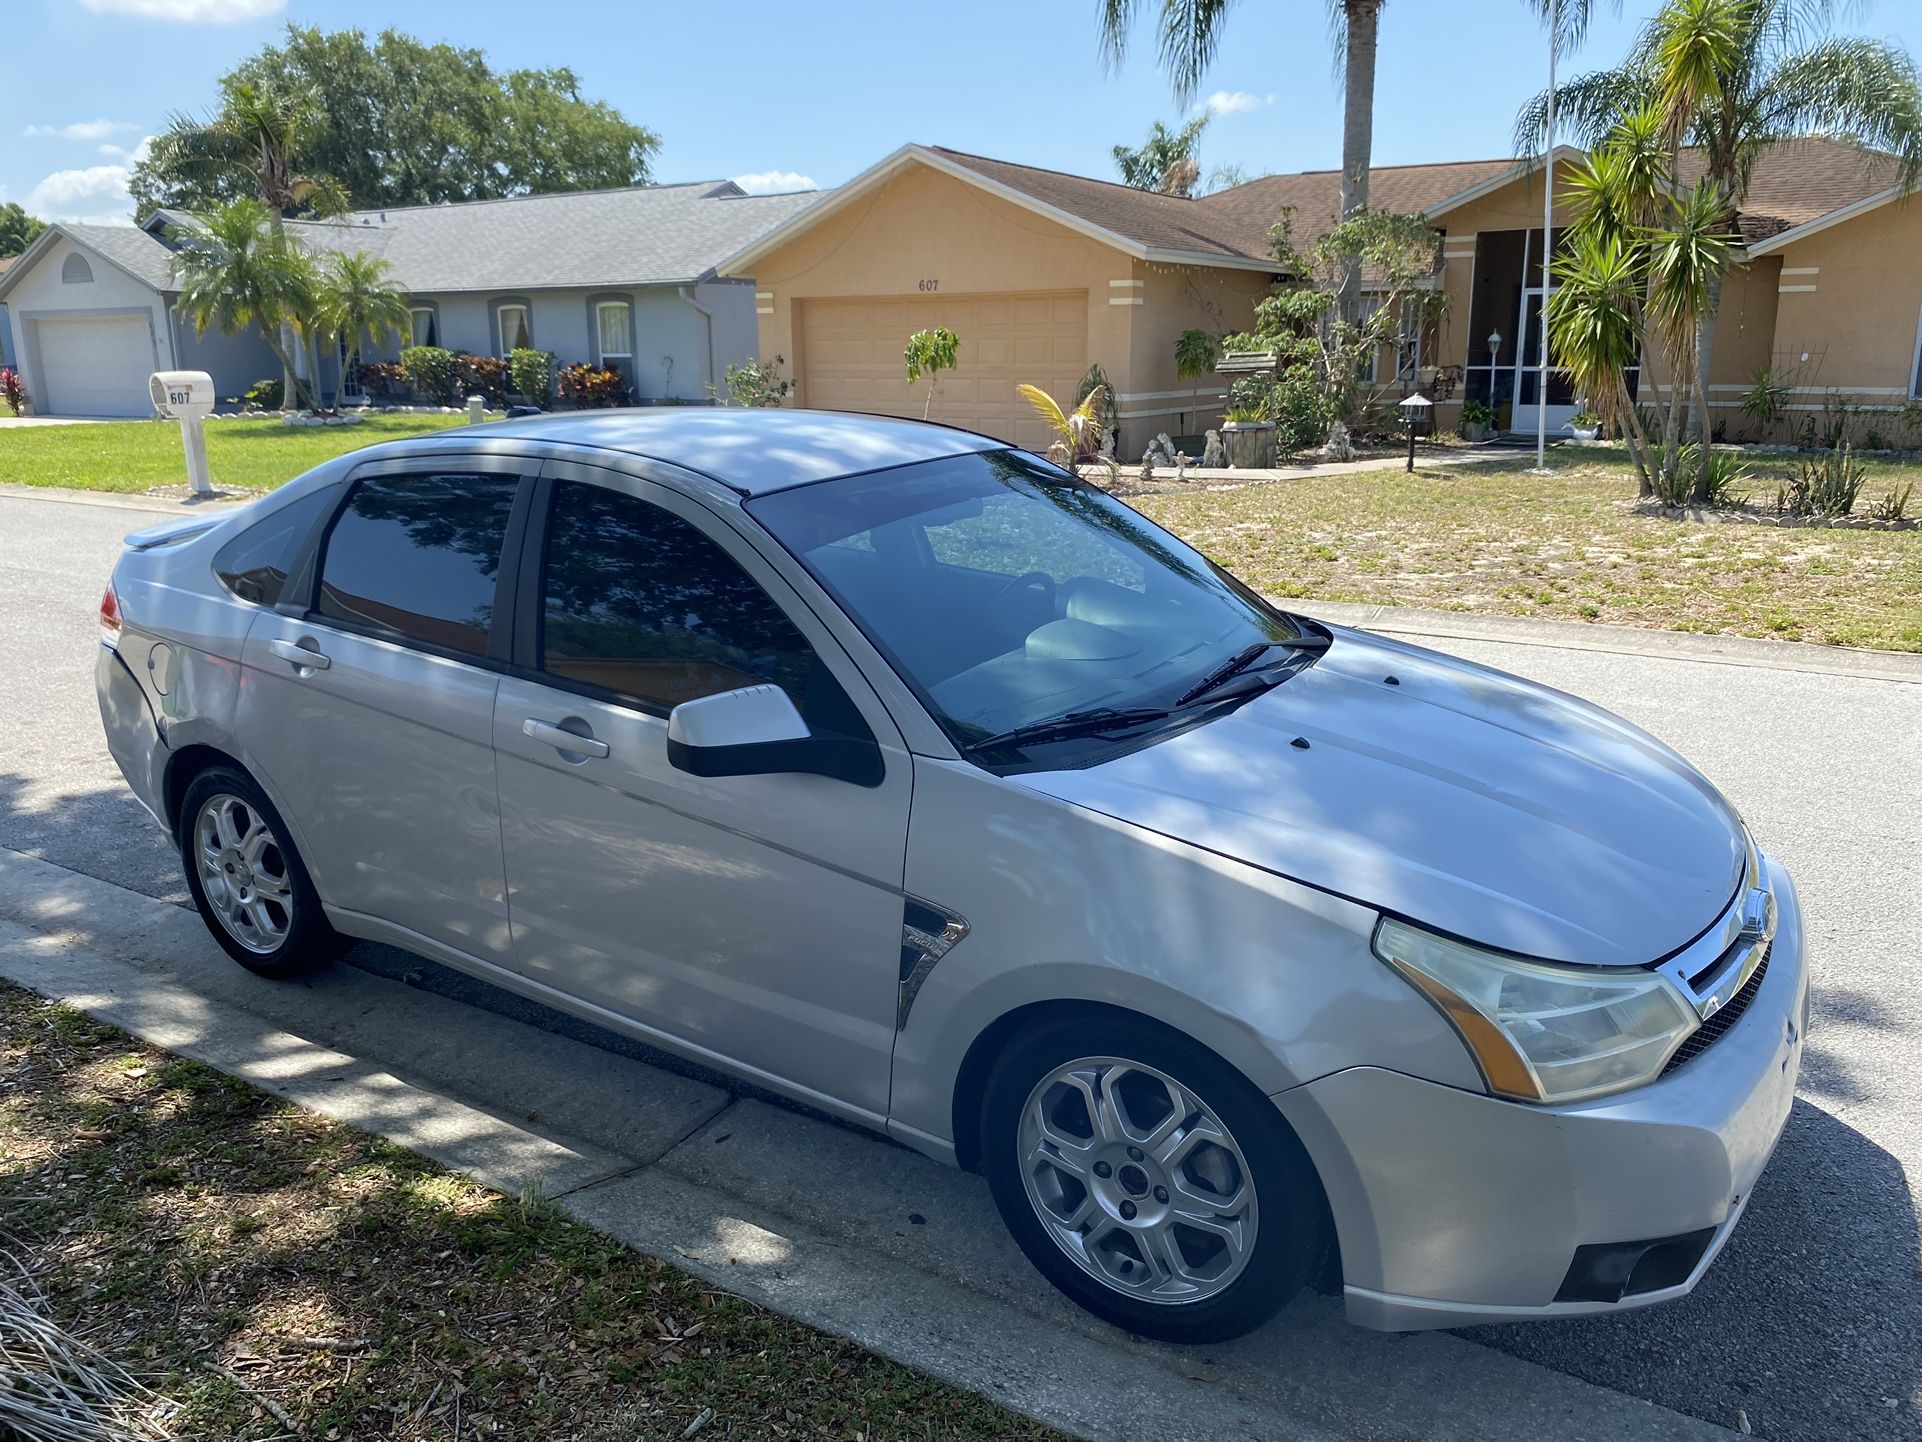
[[918, 278, 940, 292]]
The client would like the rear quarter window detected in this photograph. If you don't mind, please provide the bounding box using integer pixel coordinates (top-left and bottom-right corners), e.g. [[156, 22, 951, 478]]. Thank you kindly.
[[213, 488, 337, 606]]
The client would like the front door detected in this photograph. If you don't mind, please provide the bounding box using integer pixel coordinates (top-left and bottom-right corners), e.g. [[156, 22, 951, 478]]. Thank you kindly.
[[1510, 288, 1578, 437], [238, 464, 529, 963], [492, 460, 913, 1121]]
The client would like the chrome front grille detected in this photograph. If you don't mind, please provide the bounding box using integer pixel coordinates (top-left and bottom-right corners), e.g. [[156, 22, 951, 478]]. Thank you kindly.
[[1663, 945, 1770, 1075]]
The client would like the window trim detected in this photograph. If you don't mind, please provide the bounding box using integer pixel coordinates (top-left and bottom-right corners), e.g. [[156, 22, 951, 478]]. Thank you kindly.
[[299, 462, 535, 671], [492, 297, 533, 358], [589, 294, 635, 364], [1909, 294, 1922, 400], [407, 303, 440, 349]]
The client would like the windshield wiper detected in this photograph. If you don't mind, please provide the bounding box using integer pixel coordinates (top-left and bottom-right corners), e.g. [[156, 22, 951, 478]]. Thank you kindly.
[[967, 705, 1175, 754], [1176, 634, 1329, 708]]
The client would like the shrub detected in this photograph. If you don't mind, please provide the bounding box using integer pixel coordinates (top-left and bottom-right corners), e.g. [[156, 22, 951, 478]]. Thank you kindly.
[[1224, 370, 1333, 451], [1459, 399, 1496, 429], [715, 355, 790, 408], [558, 362, 628, 408], [458, 354, 510, 409], [1, 367, 28, 416], [355, 361, 408, 401], [399, 345, 460, 406], [240, 377, 284, 412], [1647, 445, 1750, 507], [509, 348, 556, 408], [1776, 437, 1867, 518]]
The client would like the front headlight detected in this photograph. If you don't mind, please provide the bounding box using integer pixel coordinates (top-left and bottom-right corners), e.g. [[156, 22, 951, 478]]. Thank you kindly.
[[1373, 918, 1699, 1104]]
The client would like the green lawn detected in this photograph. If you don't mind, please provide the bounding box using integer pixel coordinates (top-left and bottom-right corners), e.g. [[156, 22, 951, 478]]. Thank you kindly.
[[0, 414, 470, 493], [1128, 448, 1922, 653]]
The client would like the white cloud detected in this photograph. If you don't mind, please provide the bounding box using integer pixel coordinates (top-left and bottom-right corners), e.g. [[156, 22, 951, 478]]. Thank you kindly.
[[25, 138, 152, 225], [1200, 90, 1272, 117], [78, 0, 284, 20], [24, 119, 141, 142], [732, 170, 817, 196]]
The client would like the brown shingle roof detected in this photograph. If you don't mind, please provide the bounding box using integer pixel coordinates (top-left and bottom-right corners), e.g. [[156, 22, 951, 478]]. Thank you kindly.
[[1676, 136, 1903, 243], [1197, 157, 1520, 256], [930, 138, 1904, 264], [930, 148, 1276, 261]]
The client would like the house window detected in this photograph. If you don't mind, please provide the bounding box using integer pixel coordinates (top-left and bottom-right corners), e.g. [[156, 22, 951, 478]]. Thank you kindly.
[[497, 303, 531, 356], [596, 301, 633, 365], [62, 253, 94, 285], [409, 307, 439, 348]]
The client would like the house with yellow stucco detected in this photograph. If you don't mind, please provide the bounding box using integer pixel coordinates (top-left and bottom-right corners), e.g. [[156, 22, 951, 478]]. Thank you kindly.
[[720, 139, 1921, 454]]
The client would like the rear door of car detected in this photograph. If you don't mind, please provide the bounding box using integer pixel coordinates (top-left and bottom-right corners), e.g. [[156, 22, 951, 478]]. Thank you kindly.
[[237, 458, 535, 965]]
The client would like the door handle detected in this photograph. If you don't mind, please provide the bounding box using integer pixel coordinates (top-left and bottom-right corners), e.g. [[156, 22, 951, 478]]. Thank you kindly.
[[523, 717, 610, 759], [268, 638, 331, 671]]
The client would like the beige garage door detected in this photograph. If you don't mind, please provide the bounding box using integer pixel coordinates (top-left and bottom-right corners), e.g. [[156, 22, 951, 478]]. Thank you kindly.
[[800, 291, 1087, 451]]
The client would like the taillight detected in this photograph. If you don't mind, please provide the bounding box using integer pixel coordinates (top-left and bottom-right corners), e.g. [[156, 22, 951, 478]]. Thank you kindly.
[[99, 580, 122, 648]]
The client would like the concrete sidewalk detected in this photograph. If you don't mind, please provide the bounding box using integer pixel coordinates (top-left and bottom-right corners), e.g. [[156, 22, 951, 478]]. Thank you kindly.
[[0, 845, 1734, 1442]]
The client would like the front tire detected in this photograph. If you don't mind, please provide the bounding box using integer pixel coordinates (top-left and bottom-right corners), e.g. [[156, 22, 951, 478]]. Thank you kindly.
[[981, 1012, 1328, 1343], [177, 766, 344, 979]]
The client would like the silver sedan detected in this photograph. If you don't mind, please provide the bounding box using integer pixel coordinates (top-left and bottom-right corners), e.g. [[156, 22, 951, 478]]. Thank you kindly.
[[95, 409, 1808, 1341]]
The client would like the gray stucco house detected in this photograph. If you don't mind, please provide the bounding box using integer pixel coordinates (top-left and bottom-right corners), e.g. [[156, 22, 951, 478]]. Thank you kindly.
[[0, 181, 818, 418]]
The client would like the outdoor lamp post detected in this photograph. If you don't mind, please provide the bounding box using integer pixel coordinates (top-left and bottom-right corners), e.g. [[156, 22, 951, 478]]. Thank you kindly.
[[1399, 392, 1433, 473]]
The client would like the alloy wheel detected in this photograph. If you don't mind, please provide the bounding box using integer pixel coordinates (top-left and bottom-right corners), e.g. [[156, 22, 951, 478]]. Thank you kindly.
[[193, 792, 293, 955], [1017, 1056, 1259, 1305]]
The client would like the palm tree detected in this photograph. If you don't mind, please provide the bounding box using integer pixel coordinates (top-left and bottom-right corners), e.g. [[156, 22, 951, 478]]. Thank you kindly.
[[149, 81, 347, 407], [1519, 0, 1922, 440], [313, 252, 412, 411], [1114, 116, 1211, 195], [1018, 384, 1113, 475], [171, 199, 317, 410], [1547, 106, 1737, 500], [1097, 3, 1609, 318]]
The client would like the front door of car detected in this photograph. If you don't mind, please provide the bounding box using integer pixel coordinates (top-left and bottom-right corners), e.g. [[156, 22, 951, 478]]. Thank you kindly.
[[491, 460, 912, 1121], [238, 463, 530, 966]]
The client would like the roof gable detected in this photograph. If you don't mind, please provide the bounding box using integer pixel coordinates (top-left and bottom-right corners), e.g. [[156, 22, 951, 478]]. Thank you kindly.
[[0, 222, 177, 302]]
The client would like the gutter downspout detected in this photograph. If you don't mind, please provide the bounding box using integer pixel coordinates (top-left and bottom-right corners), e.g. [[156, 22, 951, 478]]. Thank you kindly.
[[678, 284, 715, 400]]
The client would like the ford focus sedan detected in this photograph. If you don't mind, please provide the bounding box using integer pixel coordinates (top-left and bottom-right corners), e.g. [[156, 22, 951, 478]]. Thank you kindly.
[[95, 409, 1808, 1341]]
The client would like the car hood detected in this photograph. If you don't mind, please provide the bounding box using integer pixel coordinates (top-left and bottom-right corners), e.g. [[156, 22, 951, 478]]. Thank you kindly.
[[1017, 626, 1745, 967]]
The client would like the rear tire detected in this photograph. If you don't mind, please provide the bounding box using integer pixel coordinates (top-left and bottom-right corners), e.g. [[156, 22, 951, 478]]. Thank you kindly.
[[177, 766, 345, 979], [980, 1011, 1328, 1343]]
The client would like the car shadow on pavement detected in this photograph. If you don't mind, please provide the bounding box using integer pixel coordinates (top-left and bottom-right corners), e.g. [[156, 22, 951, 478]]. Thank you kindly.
[[1460, 1098, 1920, 1442]]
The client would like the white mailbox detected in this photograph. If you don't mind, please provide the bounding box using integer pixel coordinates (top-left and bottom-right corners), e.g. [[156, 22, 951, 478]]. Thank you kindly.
[[149, 370, 216, 497], [150, 371, 215, 421]]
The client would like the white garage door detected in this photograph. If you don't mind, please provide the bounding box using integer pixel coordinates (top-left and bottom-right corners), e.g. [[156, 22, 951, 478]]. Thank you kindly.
[[35, 315, 158, 418], [800, 291, 1087, 451]]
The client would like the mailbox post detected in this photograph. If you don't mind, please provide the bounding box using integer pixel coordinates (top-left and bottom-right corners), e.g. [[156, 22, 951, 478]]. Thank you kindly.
[[149, 371, 216, 497]]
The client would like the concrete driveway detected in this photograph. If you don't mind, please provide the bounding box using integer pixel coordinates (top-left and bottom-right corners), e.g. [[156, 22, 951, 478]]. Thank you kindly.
[[2, 486, 1918, 1442]]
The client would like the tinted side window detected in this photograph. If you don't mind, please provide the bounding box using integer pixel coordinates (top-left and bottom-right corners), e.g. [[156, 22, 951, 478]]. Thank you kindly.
[[540, 482, 815, 715], [214, 487, 335, 606], [317, 473, 517, 656]]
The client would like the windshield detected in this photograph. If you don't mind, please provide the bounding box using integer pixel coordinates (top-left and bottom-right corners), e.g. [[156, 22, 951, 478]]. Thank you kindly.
[[747, 449, 1320, 762]]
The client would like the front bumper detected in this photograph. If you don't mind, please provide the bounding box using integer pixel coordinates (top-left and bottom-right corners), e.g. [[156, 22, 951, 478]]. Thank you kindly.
[[1276, 856, 1810, 1331]]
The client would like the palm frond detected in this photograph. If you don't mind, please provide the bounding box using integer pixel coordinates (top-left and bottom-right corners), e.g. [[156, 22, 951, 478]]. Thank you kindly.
[[1096, 0, 1138, 72], [1515, 66, 1655, 155], [1753, 36, 1922, 187], [1157, 0, 1239, 106]]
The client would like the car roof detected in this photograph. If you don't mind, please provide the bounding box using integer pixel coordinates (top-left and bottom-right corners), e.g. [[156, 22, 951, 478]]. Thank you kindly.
[[436, 408, 1008, 495]]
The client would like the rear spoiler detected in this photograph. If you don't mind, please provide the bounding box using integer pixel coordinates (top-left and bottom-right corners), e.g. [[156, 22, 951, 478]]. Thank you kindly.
[[123, 514, 224, 551]]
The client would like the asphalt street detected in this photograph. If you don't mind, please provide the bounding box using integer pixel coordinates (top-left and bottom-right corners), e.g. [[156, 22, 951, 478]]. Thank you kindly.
[[2, 485, 1918, 1442]]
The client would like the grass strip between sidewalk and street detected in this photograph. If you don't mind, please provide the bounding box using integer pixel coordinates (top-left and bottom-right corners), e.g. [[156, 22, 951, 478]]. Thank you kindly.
[[0, 981, 1066, 1442]]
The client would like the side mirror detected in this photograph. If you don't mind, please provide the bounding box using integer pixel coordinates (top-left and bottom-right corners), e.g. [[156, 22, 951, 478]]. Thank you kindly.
[[666, 684, 883, 787]]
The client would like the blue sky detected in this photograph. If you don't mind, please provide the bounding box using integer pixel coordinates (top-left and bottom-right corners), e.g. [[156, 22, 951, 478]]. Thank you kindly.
[[6, 1, 1916, 225]]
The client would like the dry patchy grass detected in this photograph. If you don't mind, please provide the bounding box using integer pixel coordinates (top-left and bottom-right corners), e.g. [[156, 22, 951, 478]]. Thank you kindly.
[[0, 983, 1063, 1441], [1129, 449, 1922, 652]]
